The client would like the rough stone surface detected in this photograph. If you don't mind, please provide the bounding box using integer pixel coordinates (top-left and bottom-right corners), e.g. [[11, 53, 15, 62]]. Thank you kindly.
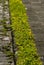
[[0, 0, 13, 65], [22, 0, 44, 64]]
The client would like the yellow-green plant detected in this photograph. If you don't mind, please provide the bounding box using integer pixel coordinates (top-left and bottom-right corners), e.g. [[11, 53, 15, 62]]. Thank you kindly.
[[9, 0, 42, 65]]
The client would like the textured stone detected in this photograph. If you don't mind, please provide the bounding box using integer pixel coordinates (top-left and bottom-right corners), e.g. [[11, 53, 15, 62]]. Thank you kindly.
[[31, 0, 40, 2], [23, 0, 44, 64], [0, 0, 13, 65], [22, 0, 30, 3]]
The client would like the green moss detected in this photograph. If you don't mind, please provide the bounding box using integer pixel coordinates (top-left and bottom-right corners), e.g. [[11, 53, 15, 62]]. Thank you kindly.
[[9, 0, 42, 65]]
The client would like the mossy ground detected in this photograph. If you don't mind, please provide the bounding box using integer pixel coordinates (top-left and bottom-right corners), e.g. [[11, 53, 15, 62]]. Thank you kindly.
[[9, 0, 42, 65]]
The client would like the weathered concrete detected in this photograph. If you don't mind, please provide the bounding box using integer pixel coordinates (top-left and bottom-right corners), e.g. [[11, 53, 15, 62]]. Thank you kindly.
[[22, 0, 44, 64]]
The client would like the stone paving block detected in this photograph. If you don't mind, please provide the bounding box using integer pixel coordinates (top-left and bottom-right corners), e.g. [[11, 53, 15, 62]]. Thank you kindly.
[[34, 36, 44, 42], [22, 0, 30, 4], [38, 19, 44, 26], [35, 41, 44, 46], [37, 48, 44, 56], [32, 5, 41, 10], [34, 33, 44, 39], [31, 2, 41, 6], [32, 28, 44, 34], [30, 22, 42, 27], [28, 15, 38, 21], [24, 4, 31, 10], [31, 0, 40, 2], [41, 0, 44, 4], [37, 12, 44, 18]]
